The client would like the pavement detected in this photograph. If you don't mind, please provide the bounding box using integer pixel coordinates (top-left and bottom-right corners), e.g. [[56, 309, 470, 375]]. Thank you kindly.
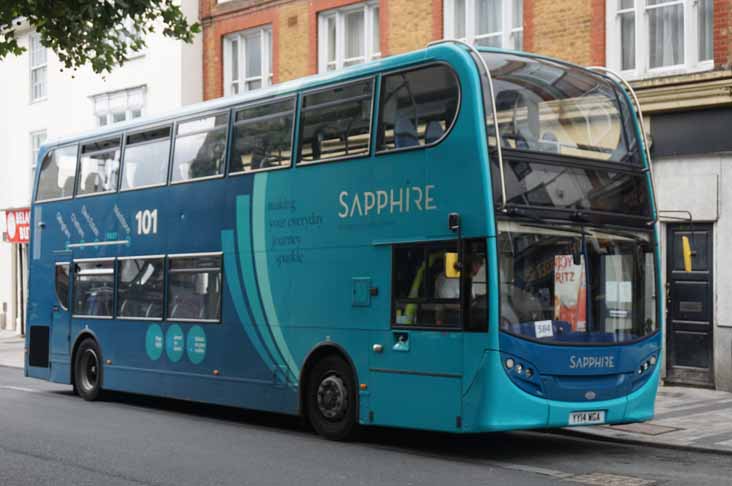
[[0, 329, 23, 369], [566, 384, 732, 455], [2, 330, 731, 457]]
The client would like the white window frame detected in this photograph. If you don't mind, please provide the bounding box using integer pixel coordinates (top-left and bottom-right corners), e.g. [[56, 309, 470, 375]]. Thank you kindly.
[[30, 129, 47, 192], [317, 1, 381, 73], [92, 87, 146, 127], [443, 0, 523, 50], [29, 33, 47, 103], [606, 0, 714, 80], [223, 26, 273, 96]]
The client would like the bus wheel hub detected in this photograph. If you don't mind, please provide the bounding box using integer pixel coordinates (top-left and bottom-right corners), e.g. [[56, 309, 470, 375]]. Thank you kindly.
[[317, 375, 347, 420]]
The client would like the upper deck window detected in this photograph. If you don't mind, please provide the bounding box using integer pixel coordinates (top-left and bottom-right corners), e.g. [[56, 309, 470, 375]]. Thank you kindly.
[[298, 79, 374, 164], [481, 52, 640, 164], [36, 144, 78, 202], [444, 0, 523, 50], [230, 98, 295, 173], [121, 126, 172, 190], [171, 112, 229, 183], [77, 137, 122, 196], [377, 64, 459, 151]]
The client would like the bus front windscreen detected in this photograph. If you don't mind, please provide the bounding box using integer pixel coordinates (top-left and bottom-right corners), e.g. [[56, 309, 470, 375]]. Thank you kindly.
[[481, 52, 640, 163], [480, 51, 652, 221], [498, 222, 657, 345]]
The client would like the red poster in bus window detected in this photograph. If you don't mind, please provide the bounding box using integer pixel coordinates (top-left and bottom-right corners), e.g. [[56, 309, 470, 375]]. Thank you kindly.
[[554, 255, 586, 331], [5, 208, 30, 244]]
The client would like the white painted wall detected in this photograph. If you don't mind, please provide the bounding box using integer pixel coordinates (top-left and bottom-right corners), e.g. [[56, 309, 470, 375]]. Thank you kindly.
[[0, 1, 202, 334], [654, 153, 732, 391]]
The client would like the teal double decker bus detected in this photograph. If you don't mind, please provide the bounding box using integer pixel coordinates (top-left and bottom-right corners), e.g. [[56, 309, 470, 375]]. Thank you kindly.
[[26, 41, 661, 440]]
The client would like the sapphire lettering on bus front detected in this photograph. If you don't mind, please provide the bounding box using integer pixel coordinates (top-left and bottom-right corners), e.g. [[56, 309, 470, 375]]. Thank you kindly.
[[569, 355, 616, 369]]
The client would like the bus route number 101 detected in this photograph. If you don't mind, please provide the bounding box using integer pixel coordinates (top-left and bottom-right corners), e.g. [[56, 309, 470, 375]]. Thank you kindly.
[[135, 209, 158, 235]]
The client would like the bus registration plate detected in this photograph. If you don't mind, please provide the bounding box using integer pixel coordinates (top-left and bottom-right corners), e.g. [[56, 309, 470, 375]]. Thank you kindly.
[[568, 410, 605, 426]]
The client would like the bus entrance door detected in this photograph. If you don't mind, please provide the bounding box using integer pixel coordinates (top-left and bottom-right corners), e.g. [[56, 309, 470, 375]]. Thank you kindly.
[[368, 330, 464, 431]]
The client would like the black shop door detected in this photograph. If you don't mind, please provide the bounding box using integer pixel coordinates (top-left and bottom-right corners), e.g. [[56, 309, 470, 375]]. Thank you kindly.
[[666, 224, 714, 388]]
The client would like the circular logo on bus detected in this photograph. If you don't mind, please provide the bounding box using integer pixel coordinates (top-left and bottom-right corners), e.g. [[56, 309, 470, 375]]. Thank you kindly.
[[166, 324, 185, 363], [585, 391, 597, 400], [186, 325, 207, 365], [145, 324, 164, 361]]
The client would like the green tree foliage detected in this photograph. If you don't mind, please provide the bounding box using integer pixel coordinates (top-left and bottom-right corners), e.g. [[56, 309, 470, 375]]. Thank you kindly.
[[0, 0, 200, 73]]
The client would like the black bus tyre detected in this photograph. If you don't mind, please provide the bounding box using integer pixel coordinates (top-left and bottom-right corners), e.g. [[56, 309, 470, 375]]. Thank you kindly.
[[307, 355, 358, 441], [74, 338, 103, 401]]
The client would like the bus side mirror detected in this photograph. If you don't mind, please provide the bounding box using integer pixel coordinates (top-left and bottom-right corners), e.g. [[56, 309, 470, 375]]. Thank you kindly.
[[682, 236, 693, 272], [445, 252, 461, 278], [448, 213, 460, 232]]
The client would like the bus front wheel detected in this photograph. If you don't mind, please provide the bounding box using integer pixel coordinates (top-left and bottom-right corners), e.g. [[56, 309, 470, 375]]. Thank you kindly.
[[74, 338, 103, 401], [307, 355, 357, 441]]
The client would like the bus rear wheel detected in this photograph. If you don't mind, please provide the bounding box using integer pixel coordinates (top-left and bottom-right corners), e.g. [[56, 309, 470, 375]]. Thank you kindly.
[[74, 338, 103, 401], [307, 355, 357, 441]]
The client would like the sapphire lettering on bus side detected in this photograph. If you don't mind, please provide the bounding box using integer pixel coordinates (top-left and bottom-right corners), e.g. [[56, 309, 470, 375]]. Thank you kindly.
[[337, 184, 437, 219]]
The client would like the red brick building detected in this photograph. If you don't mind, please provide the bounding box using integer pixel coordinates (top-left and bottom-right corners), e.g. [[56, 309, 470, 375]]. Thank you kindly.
[[201, 0, 732, 391]]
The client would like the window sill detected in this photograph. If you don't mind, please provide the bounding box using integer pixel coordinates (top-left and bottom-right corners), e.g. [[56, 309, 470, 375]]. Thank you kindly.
[[618, 62, 715, 83], [29, 97, 48, 105]]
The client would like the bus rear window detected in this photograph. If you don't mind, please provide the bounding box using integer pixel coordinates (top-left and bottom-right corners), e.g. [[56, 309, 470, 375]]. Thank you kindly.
[[36, 144, 78, 201], [298, 79, 374, 163]]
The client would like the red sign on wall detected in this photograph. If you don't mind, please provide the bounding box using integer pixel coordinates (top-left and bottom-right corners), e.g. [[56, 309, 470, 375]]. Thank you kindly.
[[5, 208, 30, 244]]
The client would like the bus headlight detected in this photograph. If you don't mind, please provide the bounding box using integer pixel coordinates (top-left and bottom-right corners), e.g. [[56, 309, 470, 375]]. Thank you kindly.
[[505, 358, 515, 369]]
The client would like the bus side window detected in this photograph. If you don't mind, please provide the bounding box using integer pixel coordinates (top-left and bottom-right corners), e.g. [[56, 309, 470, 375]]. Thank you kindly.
[[298, 78, 374, 164], [121, 126, 172, 190], [377, 64, 459, 152], [36, 144, 78, 201], [392, 242, 460, 327], [167, 255, 222, 322], [117, 257, 165, 319], [54, 263, 70, 310], [171, 112, 229, 183], [73, 261, 115, 318], [230, 97, 296, 174], [77, 137, 122, 196]]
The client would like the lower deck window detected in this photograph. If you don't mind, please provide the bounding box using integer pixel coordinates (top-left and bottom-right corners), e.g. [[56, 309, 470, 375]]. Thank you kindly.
[[117, 258, 164, 319], [392, 240, 487, 329], [73, 261, 114, 317], [167, 255, 222, 321]]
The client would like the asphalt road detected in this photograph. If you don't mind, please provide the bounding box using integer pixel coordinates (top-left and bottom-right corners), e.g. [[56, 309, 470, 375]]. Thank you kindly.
[[1, 366, 731, 486]]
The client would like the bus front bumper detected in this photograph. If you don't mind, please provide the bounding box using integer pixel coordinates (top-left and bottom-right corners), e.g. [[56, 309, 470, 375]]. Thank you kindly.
[[461, 350, 660, 433]]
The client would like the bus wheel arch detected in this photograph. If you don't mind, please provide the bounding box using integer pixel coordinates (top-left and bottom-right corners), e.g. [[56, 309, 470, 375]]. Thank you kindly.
[[299, 343, 359, 440], [71, 331, 104, 400]]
